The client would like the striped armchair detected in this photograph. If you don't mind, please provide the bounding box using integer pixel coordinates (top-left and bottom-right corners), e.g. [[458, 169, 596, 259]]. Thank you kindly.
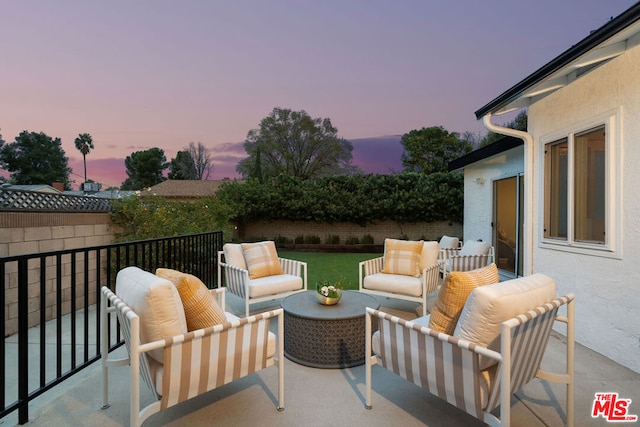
[[441, 240, 495, 280], [359, 240, 442, 316], [101, 267, 284, 427], [218, 242, 307, 316], [365, 274, 575, 427]]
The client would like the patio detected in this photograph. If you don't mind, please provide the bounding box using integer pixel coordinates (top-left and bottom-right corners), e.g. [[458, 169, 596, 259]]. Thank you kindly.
[[5, 293, 640, 427]]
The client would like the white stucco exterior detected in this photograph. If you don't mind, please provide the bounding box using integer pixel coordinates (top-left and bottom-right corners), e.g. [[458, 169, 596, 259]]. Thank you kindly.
[[526, 42, 640, 373], [461, 146, 523, 246]]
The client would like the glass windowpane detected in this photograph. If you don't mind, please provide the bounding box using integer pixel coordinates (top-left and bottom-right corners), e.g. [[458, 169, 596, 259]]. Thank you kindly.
[[545, 139, 568, 239], [574, 126, 605, 243]]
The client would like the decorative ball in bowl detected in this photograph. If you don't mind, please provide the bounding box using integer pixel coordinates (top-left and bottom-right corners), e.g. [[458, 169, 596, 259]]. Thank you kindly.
[[316, 282, 342, 305]]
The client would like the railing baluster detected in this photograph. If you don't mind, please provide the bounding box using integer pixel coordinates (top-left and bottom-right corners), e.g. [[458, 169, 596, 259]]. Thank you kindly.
[[40, 257, 46, 387], [17, 258, 29, 424]]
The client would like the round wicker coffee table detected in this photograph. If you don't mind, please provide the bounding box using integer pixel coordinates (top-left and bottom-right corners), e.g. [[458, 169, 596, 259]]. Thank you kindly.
[[281, 290, 379, 368]]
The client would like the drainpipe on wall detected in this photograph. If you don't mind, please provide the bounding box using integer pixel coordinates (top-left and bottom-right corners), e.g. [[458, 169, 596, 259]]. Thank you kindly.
[[482, 112, 535, 275]]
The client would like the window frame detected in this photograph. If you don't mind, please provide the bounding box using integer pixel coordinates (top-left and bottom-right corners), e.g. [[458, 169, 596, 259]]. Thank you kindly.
[[539, 109, 622, 258]]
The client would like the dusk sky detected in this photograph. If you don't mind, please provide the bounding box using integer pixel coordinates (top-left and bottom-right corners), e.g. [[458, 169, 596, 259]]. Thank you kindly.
[[1, 1, 637, 189]]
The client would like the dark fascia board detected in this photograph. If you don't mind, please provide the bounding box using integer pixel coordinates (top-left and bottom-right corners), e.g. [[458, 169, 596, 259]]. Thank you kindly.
[[475, 2, 640, 119], [448, 136, 523, 171]]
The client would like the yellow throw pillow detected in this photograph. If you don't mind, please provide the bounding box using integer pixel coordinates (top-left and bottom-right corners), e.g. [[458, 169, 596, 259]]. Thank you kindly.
[[428, 263, 499, 335], [241, 241, 285, 279], [156, 268, 227, 331], [381, 238, 424, 277]]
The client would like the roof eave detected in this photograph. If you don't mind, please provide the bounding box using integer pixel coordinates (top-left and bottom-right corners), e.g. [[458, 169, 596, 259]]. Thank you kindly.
[[448, 136, 523, 171], [475, 2, 640, 119]]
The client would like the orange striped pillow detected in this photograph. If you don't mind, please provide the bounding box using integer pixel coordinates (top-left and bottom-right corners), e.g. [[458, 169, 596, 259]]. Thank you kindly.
[[241, 241, 284, 279], [381, 238, 424, 277], [156, 268, 227, 331], [428, 263, 499, 335]]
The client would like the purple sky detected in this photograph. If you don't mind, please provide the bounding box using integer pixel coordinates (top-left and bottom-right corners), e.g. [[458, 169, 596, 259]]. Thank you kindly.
[[1, 1, 636, 189]]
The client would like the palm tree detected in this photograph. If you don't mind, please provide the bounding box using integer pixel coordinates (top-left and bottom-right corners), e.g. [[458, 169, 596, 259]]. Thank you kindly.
[[74, 133, 94, 183]]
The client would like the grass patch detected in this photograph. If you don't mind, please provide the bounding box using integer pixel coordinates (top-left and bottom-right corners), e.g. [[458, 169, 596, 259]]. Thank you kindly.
[[279, 252, 380, 291]]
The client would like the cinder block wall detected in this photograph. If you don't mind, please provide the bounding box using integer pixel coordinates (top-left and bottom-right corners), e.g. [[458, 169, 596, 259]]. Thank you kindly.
[[240, 220, 463, 244], [1, 213, 462, 336], [1, 212, 116, 336]]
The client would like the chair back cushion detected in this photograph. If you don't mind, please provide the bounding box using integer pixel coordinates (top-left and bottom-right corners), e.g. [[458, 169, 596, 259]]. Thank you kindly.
[[419, 241, 439, 271], [241, 241, 285, 279], [439, 235, 459, 249], [223, 243, 247, 270], [454, 273, 556, 369], [428, 263, 499, 334], [156, 268, 227, 331], [115, 266, 188, 363], [459, 240, 491, 256], [381, 238, 424, 277]]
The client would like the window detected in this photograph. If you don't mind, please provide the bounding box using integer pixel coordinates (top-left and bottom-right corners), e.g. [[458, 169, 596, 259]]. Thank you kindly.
[[543, 125, 608, 248]]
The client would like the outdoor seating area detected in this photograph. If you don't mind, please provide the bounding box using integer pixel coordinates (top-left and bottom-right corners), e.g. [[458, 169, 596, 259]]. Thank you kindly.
[[89, 239, 587, 427]]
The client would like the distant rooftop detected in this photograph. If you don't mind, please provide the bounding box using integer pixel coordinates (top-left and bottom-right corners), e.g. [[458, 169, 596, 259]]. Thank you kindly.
[[145, 179, 232, 199]]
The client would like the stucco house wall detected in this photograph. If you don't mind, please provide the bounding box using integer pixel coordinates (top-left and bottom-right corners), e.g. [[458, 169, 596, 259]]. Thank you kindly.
[[461, 147, 523, 246], [527, 42, 640, 372]]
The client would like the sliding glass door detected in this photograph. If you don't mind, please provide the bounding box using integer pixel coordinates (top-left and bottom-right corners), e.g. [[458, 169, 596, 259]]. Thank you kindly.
[[493, 175, 524, 276]]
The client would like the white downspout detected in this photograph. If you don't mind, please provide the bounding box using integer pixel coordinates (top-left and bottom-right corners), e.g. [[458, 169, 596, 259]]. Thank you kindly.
[[482, 112, 535, 275]]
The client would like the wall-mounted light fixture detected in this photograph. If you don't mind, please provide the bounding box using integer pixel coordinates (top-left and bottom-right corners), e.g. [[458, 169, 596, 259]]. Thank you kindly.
[[474, 177, 485, 185]]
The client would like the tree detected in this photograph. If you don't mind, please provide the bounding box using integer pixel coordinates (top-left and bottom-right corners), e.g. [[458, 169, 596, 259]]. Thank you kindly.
[[400, 126, 473, 174], [121, 148, 168, 190], [168, 142, 213, 180], [74, 133, 94, 183], [0, 131, 72, 188], [236, 107, 359, 180], [169, 151, 197, 180], [186, 141, 213, 180]]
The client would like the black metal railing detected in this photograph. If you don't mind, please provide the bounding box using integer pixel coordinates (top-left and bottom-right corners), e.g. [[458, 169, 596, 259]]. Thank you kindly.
[[0, 230, 223, 424]]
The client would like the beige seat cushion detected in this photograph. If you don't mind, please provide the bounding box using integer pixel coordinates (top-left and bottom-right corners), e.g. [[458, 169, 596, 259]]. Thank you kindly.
[[241, 241, 284, 279], [381, 238, 424, 277], [248, 274, 303, 298], [156, 268, 227, 331], [115, 266, 188, 363], [223, 243, 247, 269], [455, 273, 556, 369], [428, 263, 499, 335], [363, 273, 423, 297]]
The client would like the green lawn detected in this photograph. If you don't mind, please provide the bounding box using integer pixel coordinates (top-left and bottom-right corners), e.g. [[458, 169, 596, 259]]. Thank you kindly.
[[278, 252, 380, 291]]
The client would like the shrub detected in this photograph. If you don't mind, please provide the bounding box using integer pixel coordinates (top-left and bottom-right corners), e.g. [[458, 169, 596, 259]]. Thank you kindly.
[[294, 235, 304, 244], [215, 172, 463, 225], [361, 234, 374, 244], [110, 195, 234, 242], [345, 236, 360, 245], [274, 235, 293, 245], [324, 235, 341, 244], [304, 235, 321, 244]]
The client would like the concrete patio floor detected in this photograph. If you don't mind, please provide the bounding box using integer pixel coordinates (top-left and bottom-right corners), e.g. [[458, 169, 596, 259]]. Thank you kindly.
[[3, 294, 640, 427]]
